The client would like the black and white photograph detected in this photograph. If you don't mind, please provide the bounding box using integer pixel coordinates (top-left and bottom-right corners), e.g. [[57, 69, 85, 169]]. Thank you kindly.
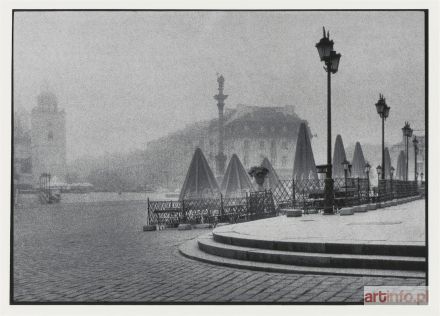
[[6, 4, 435, 309]]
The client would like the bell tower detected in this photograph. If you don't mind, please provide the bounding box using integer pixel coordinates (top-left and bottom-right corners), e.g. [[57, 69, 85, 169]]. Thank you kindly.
[[30, 90, 67, 187]]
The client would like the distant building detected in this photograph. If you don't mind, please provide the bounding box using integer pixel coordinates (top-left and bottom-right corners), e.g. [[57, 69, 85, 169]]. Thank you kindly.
[[30, 91, 67, 187], [13, 108, 33, 190], [123, 104, 313, 190]]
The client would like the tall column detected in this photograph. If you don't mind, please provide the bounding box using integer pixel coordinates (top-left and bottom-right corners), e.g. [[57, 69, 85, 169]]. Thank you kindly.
[[214, 75, 228, 178]]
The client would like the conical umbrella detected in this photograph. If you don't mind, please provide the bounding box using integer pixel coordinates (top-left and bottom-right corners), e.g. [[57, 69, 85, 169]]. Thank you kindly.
[[351, 142, 366, 178], [293, 122, 318, 180], [396, 150, 406, 180], [179, 148, 220, 200], [221, 154, 254, 197], [261, 157, 287, 193], [332, 134, 347, 178]]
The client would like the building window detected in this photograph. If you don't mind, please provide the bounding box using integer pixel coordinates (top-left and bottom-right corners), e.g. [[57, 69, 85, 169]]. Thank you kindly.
[[282, 156, 287, 167], [259, 140, 265, 150], [48, 131, 53, 141]]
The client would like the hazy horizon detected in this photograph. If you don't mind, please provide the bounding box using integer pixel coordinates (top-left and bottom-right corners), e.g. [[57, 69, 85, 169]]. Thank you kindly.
[[13, 11, 425, 163]]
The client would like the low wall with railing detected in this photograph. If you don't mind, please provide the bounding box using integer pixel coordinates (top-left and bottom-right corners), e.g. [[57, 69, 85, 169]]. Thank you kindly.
[[147, 190, 277, 227], [273, 178, 422, 210], [147, 179, 424, 227]]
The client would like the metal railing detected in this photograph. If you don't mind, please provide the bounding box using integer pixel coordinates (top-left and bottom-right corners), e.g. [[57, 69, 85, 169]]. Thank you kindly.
[[147, 190, 277, 227], [272, 177, 421, 210], [147, 178, 422, 227]]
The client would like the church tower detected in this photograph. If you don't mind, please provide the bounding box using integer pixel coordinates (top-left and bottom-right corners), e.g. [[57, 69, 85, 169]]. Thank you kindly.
[[30, 90, 67, 187]]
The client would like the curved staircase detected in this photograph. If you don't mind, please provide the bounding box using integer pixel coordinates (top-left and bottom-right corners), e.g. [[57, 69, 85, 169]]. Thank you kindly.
[[179, 229, 426, 278]]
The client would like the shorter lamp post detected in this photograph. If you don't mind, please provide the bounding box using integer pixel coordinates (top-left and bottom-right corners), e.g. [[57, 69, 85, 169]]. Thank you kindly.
[[364, 162, 371, 202], [375, 94, 390, 180], [420, 172, 424, 183], [376, 165, 382, 201], [413, 136, 419, 182], [390, 166, 395, 199], [402, 122, 413, 181]]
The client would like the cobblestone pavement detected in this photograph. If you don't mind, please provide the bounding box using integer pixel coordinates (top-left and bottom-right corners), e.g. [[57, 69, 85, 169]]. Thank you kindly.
[[12, 196, 426, 303]]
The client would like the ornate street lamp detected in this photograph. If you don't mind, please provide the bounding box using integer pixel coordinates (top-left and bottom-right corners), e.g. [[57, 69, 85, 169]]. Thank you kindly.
[[364, 162, 371, 202], [413, 136, 419, 182], [375, 94, 390, 180], [402, 122, 413, 181], [315, 27, 342, 215]]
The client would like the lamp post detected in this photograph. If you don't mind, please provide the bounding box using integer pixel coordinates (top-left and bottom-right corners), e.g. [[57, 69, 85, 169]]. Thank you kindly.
[[375, 94, 390, 180], [420, 172, 424, 183], [402, 122, 413, 181], [364, 162, 371, 202], [413, 136, 419, 182], [315, 27, 341, 215]]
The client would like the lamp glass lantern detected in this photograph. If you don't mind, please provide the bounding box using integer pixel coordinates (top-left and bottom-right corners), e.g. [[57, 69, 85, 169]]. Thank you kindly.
[[383, 105, 390, 119], [402, 122, 413, 137], [364, 162, 371, 174], [376, 165, 382, 177], [413, 136, 419, 146], [315, 35, 334, 61], [390, 166, 395, 178], [329, 51, 341, 73], [375, 97, 386, 116], [342, 159, 350, 171]]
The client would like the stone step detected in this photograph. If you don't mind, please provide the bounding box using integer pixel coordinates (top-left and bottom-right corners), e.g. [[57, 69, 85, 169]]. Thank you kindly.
[[178, 236, 426, 278], [199, 235, 425, 271], [213, 232, 426, 257]]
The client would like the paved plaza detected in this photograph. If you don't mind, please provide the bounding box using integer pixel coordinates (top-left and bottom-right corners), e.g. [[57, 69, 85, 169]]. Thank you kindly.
[[215, 200, 425, 246], [12, 196, 426, 303]]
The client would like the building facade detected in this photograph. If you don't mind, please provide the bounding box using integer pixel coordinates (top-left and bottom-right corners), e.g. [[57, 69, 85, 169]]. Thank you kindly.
[[30, 91, 67, 187], [202, 104, 311, 180]]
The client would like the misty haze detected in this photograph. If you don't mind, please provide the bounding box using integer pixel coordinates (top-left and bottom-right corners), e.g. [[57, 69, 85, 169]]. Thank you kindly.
[[12, 10, 427, 305]]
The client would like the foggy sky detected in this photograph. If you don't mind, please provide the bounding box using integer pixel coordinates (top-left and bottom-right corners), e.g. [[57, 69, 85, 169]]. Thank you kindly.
[[13, 11, 425, 163]]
